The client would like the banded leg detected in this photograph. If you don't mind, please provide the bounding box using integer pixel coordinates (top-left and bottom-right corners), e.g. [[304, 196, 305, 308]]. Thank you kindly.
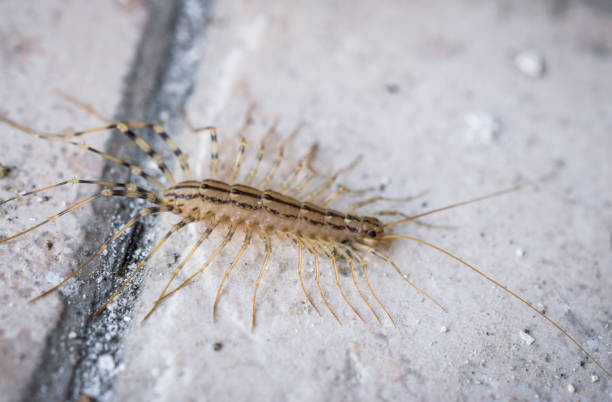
[[57, 92, 193, 181], [368, 248, 447, 313], [245, 118, 279, 185], [30, 205, 171, 303], [94, 216, 196, 315], [285, 233, 321, 316], [334, 246, 381, 324], [259, 122, 302, 189], [307, 155, 363, 202], [348, 248, 396, 326], [319, 242, 365, 323], [1, 179, 160, 207], [280, 142, 318, 193], [192, 126, 220, 180], [1, 187, 161, 243], [153, 224, 239, 307], [251, 230, 272, 330], [348, 190, 429, 214], [213, 228, 253, 321], [302, 238, 341, 324], [230, 136, 247, 183], [142, 215, 218, 322], [0, 117, 166, 190]]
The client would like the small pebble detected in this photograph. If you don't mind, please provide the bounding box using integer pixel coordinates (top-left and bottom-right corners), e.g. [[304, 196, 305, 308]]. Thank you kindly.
[[465, 112, 502, 142], [440, 326, 449, 333], [514, 50, 546, 77], [520, 330, 535, 345], [567, 383, 576, 394], [591, 375, 599, 383], [516, 248, 525, 257]]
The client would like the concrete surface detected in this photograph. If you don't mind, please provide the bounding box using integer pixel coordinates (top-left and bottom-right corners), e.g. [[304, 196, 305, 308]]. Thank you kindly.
[[1, 0, 612, 401]]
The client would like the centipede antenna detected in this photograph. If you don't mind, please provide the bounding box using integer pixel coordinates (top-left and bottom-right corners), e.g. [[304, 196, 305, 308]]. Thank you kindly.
[[384, 185, 522, 229], [382, 233, 612, 378]]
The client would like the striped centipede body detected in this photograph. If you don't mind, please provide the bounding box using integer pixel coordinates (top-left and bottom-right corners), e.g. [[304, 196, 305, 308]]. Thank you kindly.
[[0, 95, 610, 379]]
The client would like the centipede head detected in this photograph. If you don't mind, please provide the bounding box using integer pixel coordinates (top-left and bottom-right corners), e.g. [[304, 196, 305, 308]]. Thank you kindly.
[[358, 216, 386, 247]]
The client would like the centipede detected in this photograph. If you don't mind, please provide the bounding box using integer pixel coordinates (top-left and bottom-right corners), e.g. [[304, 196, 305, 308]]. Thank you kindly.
[[0, 95, 610, 380]]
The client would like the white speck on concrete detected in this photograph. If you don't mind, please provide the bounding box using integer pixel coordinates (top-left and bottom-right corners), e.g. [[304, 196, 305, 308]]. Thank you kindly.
[[516, 248, 525, 257], [97, 354, 115, 374], [567, 383, 576, 394], [440, 326, 449, 333], [465, 112, 502, 142], [514, 50, 546, 77], [590, 375, 599, 383], [520, 330, 535, 345]]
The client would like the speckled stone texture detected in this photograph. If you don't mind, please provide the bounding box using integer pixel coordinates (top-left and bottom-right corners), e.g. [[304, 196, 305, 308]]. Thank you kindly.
[[1, 1, 611, 401]]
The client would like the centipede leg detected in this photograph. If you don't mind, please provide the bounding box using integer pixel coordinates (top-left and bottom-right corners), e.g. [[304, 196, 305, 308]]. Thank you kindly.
[[373, 210, 457, 230], [141, 215, 219, 322], [29, 205, 171, 303], [213, 228, 252, 321], [368, 248, 447, 313], [347, 190, 430, 214], [334, 246, 381, 324], [94, 216, 196, 315], [319, 242, 364, 323], [148, 224, 239, 314], [303, 238, 341, 324], [349, 249, 396, 327], [259, 122, 302, 189], [251, 230, 272, 331], [285, 233, 321, 316], [307, 155, 363, 202]]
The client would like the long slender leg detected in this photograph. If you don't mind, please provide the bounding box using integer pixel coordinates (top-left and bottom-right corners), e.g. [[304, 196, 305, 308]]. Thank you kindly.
[[30, 205, 171, 303], [251, 229, 272, 330], [56, 92, 193, 181], [0, 116, 167, 190], [141, 216, 219, 322], [318, 242, 364, 322], [94, 216, 196, 315], [259, 122, 302, 189], [1, 179, 160, 207], [302, 238, 341, 324], [192, 126, 220, 180], [348, 248, 396, 326], [230, 136, 247, 183], [368, 248, 447, 313], [280, 143, 318, 193], [320, 186, 348, 207], [307, 155, 362, 202], [245, 119, 278, 186], [334, 246, 381, 324], [1, 187, 161, 243], [285, 233, 321, 316], [347, 190, 430, 214], [213, 228, 253, 321], [151, 224, 238, 308]]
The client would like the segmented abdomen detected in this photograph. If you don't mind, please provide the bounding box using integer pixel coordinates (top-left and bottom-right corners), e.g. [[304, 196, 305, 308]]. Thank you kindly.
[[163, 180, 363, 242]]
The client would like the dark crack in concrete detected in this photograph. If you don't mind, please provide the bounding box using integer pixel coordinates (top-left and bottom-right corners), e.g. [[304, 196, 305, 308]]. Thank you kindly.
[[20, 1, 209, 401]]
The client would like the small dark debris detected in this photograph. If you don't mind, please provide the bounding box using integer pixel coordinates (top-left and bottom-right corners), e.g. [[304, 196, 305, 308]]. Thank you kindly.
[[385, 83, 400, 94], [421, 202, 428, 208], [480, 232, 485, 238], [379, 183, 386, 192], [0, 164, 12, 178], [213, 342, 223, 351], [46, 240, 53, 250]]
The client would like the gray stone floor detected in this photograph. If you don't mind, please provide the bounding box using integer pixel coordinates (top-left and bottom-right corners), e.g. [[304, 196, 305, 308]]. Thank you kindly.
[[1, 0, 611, 401]]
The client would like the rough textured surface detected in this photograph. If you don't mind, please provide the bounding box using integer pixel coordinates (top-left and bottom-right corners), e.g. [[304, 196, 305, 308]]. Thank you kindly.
[[1, 0, 612, 401]]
